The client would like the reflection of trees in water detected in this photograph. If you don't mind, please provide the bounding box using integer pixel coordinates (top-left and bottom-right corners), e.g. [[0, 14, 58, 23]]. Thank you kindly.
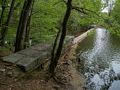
[[91, 56, 109, 71], [76, 57, 85, 74]]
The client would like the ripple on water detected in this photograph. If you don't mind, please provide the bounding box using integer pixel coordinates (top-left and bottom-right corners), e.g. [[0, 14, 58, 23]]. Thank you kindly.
[[77, 28, 120, 90], [109, 81, 120, 90]]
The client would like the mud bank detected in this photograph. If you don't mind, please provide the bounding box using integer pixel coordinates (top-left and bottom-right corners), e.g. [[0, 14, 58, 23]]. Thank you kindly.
[[53, 28, 95, 90]]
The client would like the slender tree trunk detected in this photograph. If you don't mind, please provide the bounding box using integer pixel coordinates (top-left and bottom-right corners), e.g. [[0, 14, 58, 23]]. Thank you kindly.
[[0, 0, 15, 46], [49, 0, 72, 77], [24, 0, 34, 48], [0, 0, 7, 25], [24, 16, 31, 48], [15, 0, 34, 52]]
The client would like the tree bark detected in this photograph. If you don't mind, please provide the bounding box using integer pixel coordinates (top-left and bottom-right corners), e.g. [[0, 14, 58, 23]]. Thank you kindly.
[[15, 0, 34, 52], [49, 0, 72, 77], [0, 0, 6, 25], [24, 0, 34, 48], [0, 0, 15, 46]]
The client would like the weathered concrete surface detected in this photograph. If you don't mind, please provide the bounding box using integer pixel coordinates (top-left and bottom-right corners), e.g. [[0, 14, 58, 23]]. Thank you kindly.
[[73, 28, 94, 44], [18, 49, 42, 58], [16, 56, 39, 71], [3, 54, 25, 63], [17, 51, 49, 71], [2, 44, 51, 72]]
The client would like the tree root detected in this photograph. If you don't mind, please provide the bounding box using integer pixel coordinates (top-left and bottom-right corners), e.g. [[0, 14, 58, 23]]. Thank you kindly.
[[53, 76, 67, 85]]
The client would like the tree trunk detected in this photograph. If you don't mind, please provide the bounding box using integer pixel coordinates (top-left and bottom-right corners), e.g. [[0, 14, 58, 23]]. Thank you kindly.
[[24, 0, 34, 48], [24, 15, 31, 48], [0, 0, 6, 25], [15, 0, 34, 52], [0, 0, 15, 46], [49, 0, 72, 77]]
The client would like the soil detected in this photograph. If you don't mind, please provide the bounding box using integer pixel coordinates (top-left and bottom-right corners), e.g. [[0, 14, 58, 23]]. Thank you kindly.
[[0, 43, 85, 90], [0, 28, 93, 90]]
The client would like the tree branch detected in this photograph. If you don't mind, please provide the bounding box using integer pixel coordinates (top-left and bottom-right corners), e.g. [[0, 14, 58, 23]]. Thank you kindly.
[[72, 6, 88, 15], [72, 6, 105, 20]]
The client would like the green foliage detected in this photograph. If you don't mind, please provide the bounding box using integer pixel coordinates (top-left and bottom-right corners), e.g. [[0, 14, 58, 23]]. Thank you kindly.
[[0, 0, 24, 41], [0, 0, 120, 47], [0, 0, 66, 44], [30, 0, 66, 43], [112, 0, 120, 24], [67, 0, 103, 34], [107, 0, 120, 36]]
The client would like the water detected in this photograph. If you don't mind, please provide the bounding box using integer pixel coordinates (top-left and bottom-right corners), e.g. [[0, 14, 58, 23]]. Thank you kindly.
[[77, 28, 120, 90]]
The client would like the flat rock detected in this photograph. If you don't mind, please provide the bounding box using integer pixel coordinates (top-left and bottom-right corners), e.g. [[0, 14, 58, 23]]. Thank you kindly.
[[2, 44, 51, 72], [16, 51, 49, 71], [18, 49, 41, 58], [16, 56, 37, 71], [2, 53, 25, 63], [31, 44, 51, 51]]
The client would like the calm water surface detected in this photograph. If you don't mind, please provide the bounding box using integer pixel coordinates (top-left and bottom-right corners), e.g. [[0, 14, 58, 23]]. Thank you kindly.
[[77, 28, 120, 90]]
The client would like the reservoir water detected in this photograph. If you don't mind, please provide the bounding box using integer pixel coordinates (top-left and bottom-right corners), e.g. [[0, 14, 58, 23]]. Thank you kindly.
[[77, 28, 120, 90]]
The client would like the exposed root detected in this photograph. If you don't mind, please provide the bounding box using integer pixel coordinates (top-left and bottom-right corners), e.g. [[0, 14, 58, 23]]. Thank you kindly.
[[53, 76, 67, 85]]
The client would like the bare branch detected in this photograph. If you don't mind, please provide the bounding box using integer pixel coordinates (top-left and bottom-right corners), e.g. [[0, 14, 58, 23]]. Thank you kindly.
[[82, 8, 105, 20], [72, 6, 105, 20]]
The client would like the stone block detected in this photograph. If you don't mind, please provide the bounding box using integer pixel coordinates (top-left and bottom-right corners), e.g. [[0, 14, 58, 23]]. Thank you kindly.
[[2, 44, 51, 72], [2, 54, 25, 63], [16, 51, 49, 71], [18, 49, 41, 58], [31, 44, 51, 51]]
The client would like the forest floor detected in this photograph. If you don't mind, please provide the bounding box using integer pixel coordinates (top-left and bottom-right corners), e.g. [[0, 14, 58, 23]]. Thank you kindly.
[[0, 28, 94, 90], [0, 43, 85, 90]]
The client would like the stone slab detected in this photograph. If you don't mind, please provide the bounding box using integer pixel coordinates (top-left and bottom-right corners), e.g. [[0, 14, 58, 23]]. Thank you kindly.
[[2, 44, 51, 72], [18, 49, 42, 58], [2, 54, 25, 63], [31, 44, 52, 53], [16, 57, 36, 71], [16, 51, 49, 71]]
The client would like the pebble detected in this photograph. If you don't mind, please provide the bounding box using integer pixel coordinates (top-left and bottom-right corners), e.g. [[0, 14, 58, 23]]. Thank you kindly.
[[0, 69, 6, 75], [6, 71, 13, 77], [0, 69, 6, 72]]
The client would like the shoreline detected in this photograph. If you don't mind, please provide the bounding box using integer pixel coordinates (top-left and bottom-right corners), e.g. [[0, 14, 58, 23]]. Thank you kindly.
[[54, 28, 95, 90]]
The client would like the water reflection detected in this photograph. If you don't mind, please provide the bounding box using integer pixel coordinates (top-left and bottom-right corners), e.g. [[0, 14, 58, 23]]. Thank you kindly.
[[77, 28, 120, 90], [81, 28, 110, 62]]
